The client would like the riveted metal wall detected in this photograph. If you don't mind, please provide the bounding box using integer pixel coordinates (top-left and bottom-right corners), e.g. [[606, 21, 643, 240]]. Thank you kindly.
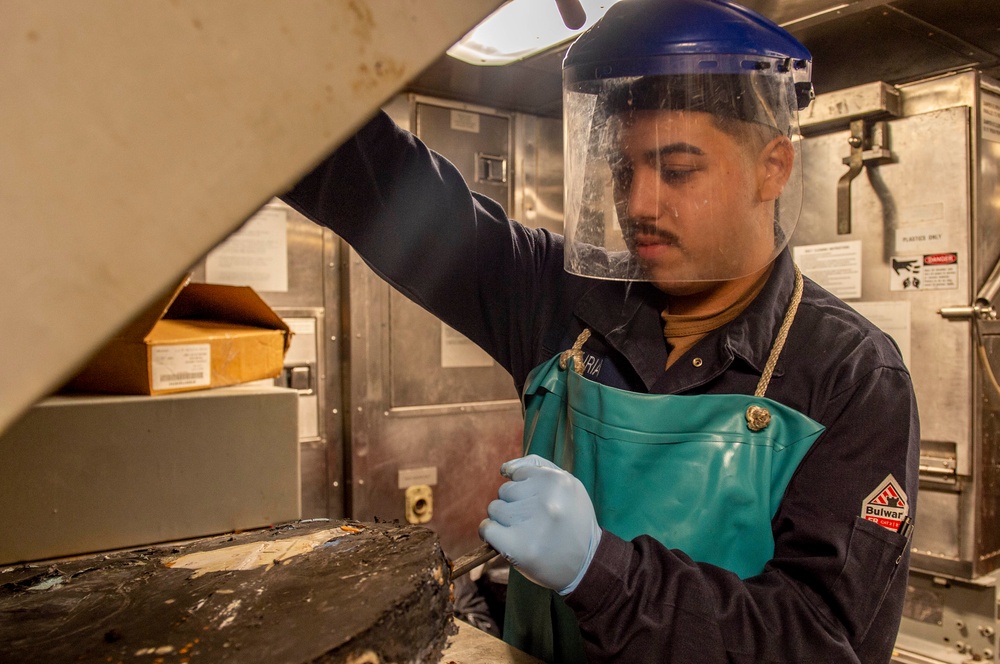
[[341, 95, 563, 557], [793, 71, 1000, 663]]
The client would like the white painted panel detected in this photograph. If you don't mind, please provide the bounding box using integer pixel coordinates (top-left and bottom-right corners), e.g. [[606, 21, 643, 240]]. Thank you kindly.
[[0, 0, 503, 435]]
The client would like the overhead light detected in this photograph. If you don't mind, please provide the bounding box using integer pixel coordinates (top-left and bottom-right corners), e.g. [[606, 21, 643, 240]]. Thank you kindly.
[[447, 0, 620, 66]]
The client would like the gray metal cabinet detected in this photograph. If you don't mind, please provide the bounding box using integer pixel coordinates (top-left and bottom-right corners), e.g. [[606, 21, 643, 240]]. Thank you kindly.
[[793, 71, 1000, 662], [343, 97, 531, 556]]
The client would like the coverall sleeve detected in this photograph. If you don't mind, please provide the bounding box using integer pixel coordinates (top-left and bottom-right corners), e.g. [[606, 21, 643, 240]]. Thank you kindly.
[[279, 110, 560, 384], [565, 362, 920, 663]]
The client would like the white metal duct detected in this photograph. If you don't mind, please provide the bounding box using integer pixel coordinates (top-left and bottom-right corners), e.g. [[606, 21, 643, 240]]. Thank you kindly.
[[0, 0, 504, 436]]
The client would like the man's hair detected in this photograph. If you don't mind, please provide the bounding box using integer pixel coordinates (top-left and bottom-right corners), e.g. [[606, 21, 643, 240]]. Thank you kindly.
[[599, 73, 791, 147]]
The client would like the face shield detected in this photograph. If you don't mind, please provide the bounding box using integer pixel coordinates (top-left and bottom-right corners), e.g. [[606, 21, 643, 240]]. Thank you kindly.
[[561, 1, 813, 285]]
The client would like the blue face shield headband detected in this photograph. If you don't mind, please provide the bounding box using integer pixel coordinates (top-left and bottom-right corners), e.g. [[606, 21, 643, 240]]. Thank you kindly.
[[560, 0, 813, 284]]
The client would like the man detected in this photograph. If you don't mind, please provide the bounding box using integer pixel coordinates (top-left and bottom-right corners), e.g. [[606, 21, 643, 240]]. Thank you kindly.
[[282, 1, 919, 661]]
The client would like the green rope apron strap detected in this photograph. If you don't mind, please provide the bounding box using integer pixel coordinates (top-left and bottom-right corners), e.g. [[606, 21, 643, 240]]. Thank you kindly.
[[558, 265, 804, 430], [746, 264, 803, 431], [559, 328, 591, 375]]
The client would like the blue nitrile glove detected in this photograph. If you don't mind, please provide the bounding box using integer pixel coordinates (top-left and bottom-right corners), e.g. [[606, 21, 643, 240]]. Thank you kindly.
[[478, 455, 601, 595]]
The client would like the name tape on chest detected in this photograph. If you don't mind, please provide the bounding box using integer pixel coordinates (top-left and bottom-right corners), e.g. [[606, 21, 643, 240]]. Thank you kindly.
[[578, 351, 604, 378], [861, 474, 908, 532]]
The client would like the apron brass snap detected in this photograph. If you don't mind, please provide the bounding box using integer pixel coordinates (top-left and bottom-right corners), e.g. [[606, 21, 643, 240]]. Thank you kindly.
[[746, 405, 771, 432]]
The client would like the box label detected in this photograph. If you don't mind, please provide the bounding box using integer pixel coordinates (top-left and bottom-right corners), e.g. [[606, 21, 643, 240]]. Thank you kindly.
[[152, 344, 211, 390]]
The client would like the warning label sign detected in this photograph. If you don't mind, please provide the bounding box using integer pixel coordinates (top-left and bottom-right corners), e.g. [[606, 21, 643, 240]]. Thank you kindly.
[[862, 474, 909, 532], [890, 253, 959, 291]]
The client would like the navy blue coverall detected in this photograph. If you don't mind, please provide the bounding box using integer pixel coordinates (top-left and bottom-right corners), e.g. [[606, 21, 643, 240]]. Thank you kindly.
[[282, 110, 920, 663]]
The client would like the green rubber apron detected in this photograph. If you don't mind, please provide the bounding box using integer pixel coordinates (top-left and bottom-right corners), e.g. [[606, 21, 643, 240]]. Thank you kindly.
[[504, 266, 826, 663]]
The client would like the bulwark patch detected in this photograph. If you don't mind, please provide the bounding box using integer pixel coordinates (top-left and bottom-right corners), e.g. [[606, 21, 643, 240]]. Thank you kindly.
[[862, 474, 908, 531]]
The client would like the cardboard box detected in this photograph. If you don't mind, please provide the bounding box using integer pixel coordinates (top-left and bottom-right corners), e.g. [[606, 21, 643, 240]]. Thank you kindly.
[[67, 277, 291, 395]]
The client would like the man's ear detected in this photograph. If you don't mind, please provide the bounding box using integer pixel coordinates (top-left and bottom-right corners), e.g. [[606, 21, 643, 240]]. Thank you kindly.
[[757, 135, 794, 202]]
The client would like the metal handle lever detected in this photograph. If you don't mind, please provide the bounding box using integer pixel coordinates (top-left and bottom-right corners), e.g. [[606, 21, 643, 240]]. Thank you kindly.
[[938, 304, 997, 320], [450, 542, 499, 579], [938, 249, 1000, 320], [555, 0, 586, 29], [837, 120, 865, 235], [837, 119, 895, 235]]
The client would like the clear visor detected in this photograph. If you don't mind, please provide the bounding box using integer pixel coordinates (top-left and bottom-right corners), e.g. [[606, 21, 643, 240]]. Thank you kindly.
[[563, 61, 803, 284]]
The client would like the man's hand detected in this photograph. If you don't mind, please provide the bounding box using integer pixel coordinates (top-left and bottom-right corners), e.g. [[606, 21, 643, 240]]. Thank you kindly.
[[479, 455, 601, 595]]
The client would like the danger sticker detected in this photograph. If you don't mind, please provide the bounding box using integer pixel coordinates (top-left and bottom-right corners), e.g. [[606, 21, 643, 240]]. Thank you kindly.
[[862, 474, 909, 532], [890, 253, 959, 291]]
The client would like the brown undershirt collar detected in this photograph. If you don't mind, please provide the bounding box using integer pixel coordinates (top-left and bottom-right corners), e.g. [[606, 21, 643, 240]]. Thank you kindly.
[[661, 269, 772, 369]]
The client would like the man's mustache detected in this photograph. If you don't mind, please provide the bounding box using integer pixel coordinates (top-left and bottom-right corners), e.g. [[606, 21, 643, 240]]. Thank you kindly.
[[621, 219, 682, 249]]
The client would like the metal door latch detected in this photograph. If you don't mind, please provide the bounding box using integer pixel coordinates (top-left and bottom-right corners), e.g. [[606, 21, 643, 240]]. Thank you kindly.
[[476, 152, 508, 184], [938, 302, 997, 321], [939, 253, 1000, 320], [837, 118, 895, 235]]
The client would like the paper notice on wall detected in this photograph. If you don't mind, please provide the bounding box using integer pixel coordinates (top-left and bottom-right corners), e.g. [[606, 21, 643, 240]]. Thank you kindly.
[[298, 394, 319, 440], [398, 466, 438, 489], [450, 109, 480, 134], [889, 253, 959, 291], [850, 301, 912, 369], [793, 240, 862, 299], [982, 91, 1000, 143], [205, 206, 289, 292], [441, 323, 493, 368], [283, 317, 317, 365]]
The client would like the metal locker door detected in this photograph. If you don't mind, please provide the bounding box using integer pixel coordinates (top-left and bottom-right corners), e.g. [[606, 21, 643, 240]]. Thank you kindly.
[[797, 74, 1000, 664], [344, 98, 524, 557], [794, 97, 975, 572]]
